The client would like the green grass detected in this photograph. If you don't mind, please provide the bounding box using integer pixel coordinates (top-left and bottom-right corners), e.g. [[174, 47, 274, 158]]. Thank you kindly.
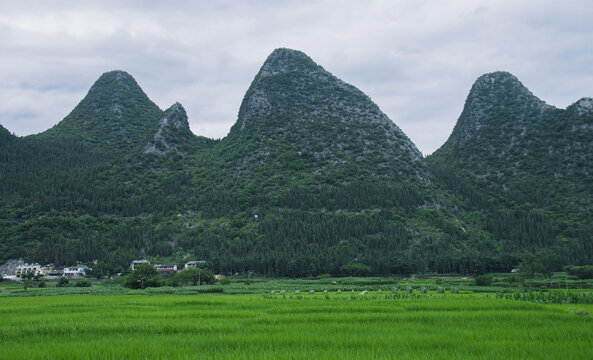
[[2, 272, 593, 297], [1, 293, 592, 359]]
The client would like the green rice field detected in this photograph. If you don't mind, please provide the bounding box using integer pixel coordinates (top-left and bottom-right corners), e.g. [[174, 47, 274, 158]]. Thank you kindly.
[[1, 292, 592, 359]]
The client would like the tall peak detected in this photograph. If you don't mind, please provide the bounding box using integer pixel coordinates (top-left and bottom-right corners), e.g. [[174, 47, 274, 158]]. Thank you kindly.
[[143, 102, 194, 156], [474, 71, 520, 86], [88, 70, 143, 96], [38, 70, 162, 154], [227, 48, 426, 181], [432, 71, 555, 159], [258, 48, 320, 78], [162, 102, 190, 130], [569, 97, 593, 116], [467, 71, 547, 108], [97, 69, 134, 81]]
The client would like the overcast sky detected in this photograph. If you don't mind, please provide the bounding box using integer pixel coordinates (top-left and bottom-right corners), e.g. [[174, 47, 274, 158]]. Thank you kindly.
[[1, 1, 591, 155]]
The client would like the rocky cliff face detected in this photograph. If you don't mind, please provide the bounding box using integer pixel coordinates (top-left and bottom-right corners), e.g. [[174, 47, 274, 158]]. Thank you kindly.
[[144, 103, 193, 156], [0, 259, 24, 277]]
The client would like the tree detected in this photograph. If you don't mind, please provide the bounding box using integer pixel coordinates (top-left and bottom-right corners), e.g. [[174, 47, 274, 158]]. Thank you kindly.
[[56, 277, 70, 287], [474, 274, 493, 286], [123, 263, 160, 289], [21, 272, 34, 280], [87, 261, 114, 279], [22, 279, 34, 290], [74, 279, 92, 287], [175, 268, 215, 286], [519, 250, 557, 279], [565, 265, 593, 279], [340, 263, 372, 277]]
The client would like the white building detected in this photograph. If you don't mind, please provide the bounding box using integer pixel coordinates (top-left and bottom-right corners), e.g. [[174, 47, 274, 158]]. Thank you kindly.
[[130, 260, 150, 270], [15, 263, 42, 278], [154, 264, 177, 273], [63, 265, 89, 278], [184, 261, 207, 270]]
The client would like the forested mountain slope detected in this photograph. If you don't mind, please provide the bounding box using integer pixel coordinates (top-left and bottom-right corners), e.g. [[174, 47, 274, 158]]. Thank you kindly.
[[1, 51, 591, 276], [428, 72, 593, 267], [181, 49, 461, 275], [38, 70, 162, 155]]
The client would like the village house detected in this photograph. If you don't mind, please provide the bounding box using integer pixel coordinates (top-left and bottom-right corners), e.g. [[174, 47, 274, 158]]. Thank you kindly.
[[154, 264, 177, 273], [130, 259, 150, 270], [184, 261, 207, 269], [41, 264, 55, 277], [63, 265, 89, 278], [15, 263, 43, 278], [48, 268, 64, 277]]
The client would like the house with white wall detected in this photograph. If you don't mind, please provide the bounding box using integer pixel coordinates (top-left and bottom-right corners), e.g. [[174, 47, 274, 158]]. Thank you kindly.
[[184, 261, 207, 269], [15, 263, 42, 278], [63, 265, 89, 278], [130, 260, 150, 270]]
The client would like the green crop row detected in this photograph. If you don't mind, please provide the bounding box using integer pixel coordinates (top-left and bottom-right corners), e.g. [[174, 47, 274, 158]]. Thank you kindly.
[[1, 294, 592, 359]]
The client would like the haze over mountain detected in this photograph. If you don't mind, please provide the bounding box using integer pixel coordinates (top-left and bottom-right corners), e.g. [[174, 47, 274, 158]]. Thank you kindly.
[[1, 49, 591, 276]]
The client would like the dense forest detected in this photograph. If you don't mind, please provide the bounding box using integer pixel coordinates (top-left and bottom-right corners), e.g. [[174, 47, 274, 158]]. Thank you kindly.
[[1, 49, 591, 277]]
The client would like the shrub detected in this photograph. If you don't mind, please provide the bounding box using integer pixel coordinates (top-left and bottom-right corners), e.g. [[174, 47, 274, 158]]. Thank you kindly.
[[166, 277, 180, 287], [175, 268, 215, 286], [22, 280, 34, 290], [74, 279, 92, 287], [123, 264, 161, 289], [340, 263, 372, 277], [474, 274, 493, 286], [38, 281, 47, 288], [565, 265, 593, 279], [219, 277, 231, 285], [56, 277, 70, 287]]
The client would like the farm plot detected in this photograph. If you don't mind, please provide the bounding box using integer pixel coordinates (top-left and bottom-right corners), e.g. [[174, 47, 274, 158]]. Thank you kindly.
[[0, 293, 592, 359]]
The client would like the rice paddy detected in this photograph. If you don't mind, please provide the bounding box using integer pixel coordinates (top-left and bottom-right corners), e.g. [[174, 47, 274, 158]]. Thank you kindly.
[[1, 292, 592, 359]]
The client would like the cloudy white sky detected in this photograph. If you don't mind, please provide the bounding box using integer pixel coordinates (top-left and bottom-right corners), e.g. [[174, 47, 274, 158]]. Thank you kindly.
[[0, 1, 591, 155]]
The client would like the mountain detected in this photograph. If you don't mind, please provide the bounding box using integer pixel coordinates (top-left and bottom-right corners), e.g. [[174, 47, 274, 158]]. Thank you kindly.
[[224, 48, 425, 181], [0, 124, 12, 139], [429, 71, 593, 208], [428, 71, 593, 266], [208, 48, 432, 220], [144, 102, 215, 156], [182, 49, 453, 276], [0, 51, 591, 276], [39, 70, 162, 155]]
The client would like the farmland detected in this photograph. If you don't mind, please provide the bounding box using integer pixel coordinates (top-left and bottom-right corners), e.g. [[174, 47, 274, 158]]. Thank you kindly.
[[1, 290, 592, 359]]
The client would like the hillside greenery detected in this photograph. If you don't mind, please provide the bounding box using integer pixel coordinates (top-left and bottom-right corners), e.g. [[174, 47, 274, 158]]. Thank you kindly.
[[1, 52, 592, 277]]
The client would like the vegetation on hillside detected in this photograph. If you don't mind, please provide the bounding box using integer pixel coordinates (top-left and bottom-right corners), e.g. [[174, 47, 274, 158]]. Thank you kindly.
[[1, 52, 592, 277]]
